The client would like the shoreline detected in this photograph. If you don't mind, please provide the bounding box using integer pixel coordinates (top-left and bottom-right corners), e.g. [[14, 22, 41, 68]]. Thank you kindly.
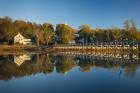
[[0, 45, 51, 55], [0, 44, 139, 55]]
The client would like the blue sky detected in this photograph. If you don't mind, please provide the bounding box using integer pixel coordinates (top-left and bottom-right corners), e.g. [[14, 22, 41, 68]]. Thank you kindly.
[[0, 0, 140, 28]]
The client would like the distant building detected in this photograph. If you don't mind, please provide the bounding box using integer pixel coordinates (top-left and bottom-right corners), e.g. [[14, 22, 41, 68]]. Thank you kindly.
[[69, 40, 75, 44], [76, 38, 85, 43], [14, 33, 32, 45], [75, 33, 85, 44]]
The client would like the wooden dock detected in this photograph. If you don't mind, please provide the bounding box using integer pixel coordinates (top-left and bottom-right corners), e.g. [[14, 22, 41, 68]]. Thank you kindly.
[[53, 42, 139, 53]]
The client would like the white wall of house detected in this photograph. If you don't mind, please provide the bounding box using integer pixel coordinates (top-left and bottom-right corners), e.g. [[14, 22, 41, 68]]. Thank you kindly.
[[69, 40, 75, 44]]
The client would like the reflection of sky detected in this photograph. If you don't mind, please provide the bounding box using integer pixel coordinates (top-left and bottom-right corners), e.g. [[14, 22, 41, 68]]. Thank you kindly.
[[0, 0, 140, 28], [0, 67, 140, 93]]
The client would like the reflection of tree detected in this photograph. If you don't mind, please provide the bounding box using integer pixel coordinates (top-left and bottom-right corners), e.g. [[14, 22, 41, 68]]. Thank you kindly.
[[34, 54, 54, 74], [0, 54, 54, 80], [124, 64, 138, 77], [77, 56, 140, 77], [0, 61, 19, 80], [93, 59, 139, 78], [78, 57, 95, 72], [55, 55, 76, 74], [93, 59, 120, 69]]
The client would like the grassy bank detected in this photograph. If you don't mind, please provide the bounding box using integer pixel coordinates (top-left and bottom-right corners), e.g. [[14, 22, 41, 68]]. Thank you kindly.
[[0, 45, 38, 51], [0, 45, 56, 54], [0, 45, 52, 55]]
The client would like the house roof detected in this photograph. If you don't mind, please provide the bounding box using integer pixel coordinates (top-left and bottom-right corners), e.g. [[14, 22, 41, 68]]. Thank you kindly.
[[14, 33, 24, 38], [14, 32, 31, 39]]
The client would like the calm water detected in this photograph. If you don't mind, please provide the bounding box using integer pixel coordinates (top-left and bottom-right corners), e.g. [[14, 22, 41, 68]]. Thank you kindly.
[[0, 52, 140, 93]]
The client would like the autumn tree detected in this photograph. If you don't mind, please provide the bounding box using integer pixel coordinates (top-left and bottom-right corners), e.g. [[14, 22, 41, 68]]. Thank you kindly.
[[33, 23, 43, 46], [42, 23, 54, 45], [78, 25, 92, 43], [112, 28, 122, 41], [94, 29, 104, 43], [55, 24, 75, 44], [123, 20, 138, 41], [14, 20, 35, 38], [0, 16, 140, 45], [0, 17, 18, 44]]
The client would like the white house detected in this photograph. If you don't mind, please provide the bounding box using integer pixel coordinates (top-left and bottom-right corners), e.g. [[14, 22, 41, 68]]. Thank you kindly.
[[14, 33, 32, 45], [69, 40, 75, 44]]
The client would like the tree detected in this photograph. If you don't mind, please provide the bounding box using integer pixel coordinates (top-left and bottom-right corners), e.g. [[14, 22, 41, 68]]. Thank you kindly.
[[94, 29, 104, 43], [33, 23, 41, 46], [78, 24, 92, 43], [14, 20, 35, 38], [123, 20, 138, 41], [124, 20, 130, 31], [0, 17, 18, 44], [55, 24, 75, 44], [90, 29, 96, 43], [129, 20, 137, 40], [0, 16, 140, 45], [113, 28, 122, 41], [137, 31, 140, 41], [42, 23, 54, 45]]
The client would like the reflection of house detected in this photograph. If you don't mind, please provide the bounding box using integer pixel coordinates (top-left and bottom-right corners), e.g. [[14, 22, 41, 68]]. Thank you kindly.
[[14, 33, 32, 45], [14, 54, 31, 66]]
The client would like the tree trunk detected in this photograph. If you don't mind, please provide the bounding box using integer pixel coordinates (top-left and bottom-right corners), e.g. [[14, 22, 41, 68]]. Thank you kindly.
[[36, 36, 39, 47], [7, 39, 10, 45]]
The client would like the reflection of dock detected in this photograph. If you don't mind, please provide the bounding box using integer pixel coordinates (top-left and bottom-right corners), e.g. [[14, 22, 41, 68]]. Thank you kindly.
[[14, 54, 31, 66], [54, 52, 140, 63]]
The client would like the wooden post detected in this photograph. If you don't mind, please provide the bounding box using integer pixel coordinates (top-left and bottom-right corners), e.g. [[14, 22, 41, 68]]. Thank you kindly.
[[138, 41, 140, 59]]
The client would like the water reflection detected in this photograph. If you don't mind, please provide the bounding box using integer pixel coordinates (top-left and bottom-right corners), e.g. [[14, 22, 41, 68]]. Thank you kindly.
[[0, 52, 140, 80], [14, 54, 31, 66]]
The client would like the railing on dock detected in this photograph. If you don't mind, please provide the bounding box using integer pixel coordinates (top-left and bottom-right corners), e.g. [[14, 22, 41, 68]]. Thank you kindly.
[[53, 41, 140, 52]]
